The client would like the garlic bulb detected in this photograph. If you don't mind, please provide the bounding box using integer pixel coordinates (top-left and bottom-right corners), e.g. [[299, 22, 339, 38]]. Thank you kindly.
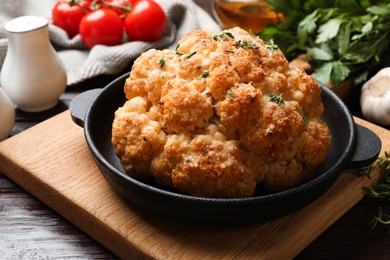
[[360, 68, 390, 126], [0, 87, 15, 141]]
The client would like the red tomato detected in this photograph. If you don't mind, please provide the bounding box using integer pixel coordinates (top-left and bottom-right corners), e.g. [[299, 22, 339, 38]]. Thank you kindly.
[[127, 0, 139, 5], [79, 9, 124, 48], [52, 0, 91, 38], [101, 0, 132, 18], [124, 0, 166, 41]]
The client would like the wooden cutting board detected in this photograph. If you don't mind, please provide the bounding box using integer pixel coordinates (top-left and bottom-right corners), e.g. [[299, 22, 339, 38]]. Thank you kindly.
[[0, 111, 388, 259]]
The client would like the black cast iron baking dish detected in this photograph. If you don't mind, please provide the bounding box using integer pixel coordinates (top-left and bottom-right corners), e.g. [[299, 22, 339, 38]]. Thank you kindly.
[[70, 72, 381, 224]]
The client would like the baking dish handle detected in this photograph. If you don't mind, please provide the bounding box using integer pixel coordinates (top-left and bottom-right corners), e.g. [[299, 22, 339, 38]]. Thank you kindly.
[[69, 88, 103, 128], [346, 124, 382, 169]]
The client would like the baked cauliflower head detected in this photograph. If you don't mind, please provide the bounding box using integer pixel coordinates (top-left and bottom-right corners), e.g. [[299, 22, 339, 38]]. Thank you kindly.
[[112, 27, 332, 198]]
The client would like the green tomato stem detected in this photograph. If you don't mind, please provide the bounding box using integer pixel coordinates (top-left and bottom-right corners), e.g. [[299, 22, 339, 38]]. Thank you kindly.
[[100, 0, 132, 12]]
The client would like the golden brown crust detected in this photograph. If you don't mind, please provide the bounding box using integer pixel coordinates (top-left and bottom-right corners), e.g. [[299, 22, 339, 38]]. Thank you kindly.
[[112, 27, 332, 197]]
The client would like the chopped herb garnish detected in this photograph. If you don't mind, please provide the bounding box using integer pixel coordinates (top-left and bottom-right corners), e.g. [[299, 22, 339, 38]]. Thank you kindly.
[[159, 56, 165, 68], [233, 40, 259, 50], [225, 32, 234, 39], [183, 51, 197, 59], [301, 110, 309, 122], [213, 31, 235, 42], [198, 70, 210, 79], [269, 94, 284, 106], [224, 49, 235, 53], [175, 43, 184, 55], [265, 39, 279, 53], [227, 90, 235, 97]]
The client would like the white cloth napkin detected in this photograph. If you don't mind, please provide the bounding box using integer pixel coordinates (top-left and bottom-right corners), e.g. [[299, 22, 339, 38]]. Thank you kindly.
[[0, 0, 221, 86]]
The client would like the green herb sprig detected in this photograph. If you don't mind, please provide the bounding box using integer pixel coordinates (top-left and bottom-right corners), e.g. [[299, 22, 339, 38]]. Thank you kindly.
[[265, 39, 279, 53], [364, 151, 390, 231], [377, 151, 390, 172], [367, 151, 390, 200], [233, 40, 259, 50], [367, 175, 390, 200], [213, 31, 235, 42], [368, 207, 390, 232]]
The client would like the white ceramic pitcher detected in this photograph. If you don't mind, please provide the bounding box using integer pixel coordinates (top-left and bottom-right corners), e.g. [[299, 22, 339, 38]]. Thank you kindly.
[[0, 87, 15, 141], [0, 16, 67, 112]]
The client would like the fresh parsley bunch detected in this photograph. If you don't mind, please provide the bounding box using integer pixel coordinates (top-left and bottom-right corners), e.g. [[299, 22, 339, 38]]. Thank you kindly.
[[259, 0, 390, 86]]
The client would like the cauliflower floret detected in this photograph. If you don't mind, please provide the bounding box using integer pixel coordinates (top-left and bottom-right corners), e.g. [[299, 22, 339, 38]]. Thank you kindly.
[[171, 134, 257, 198], [220, 82, 263, 133], [159, 79, 214, 133], [112, 97, 166, 180], [263, 159, 303, 192], [112, 27, 332, 198], [297, 119, 332, 169], [125, 49, 180, 102], [207, 61, 240, 101], [240, 100, 305, 162]]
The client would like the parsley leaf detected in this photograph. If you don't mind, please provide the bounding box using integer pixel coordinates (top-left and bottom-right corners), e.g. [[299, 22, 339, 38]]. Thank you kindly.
[[316, 18, 342, 44], [307, 45, 333, 61]]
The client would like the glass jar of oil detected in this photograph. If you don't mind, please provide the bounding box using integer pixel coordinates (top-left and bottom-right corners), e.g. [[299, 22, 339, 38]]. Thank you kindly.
[[212, 0, 284, 33]]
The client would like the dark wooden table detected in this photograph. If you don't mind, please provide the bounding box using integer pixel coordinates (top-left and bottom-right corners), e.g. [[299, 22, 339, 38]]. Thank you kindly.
[[1, 1, 389, 258]]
